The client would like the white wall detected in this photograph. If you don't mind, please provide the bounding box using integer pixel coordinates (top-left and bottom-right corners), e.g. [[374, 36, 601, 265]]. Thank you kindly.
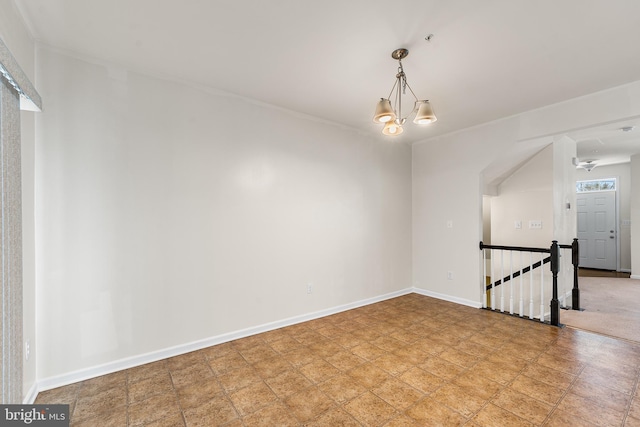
[[413, 79, 640, 306], [491, 145, 553, 248], [576, 163, 631, 271], [413, 121, 521, 306], [631, 154, 640, 278], [553, 136, 577, 246], [34, 47, 413, 383], [0, 0, 37, 402]]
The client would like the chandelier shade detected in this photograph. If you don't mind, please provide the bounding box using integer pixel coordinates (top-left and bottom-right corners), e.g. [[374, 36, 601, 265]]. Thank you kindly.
[[373, 98, 396, 123], [373, 48, 437, 136], [413, 100, 437, 124]]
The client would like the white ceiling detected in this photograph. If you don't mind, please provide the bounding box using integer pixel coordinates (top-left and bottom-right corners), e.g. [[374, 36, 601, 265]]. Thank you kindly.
[[570, 118, 640, 167], [14, 0, 640, 155]]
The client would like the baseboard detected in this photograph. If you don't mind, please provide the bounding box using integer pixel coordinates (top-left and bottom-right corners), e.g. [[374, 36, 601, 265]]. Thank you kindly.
[[36, 287, 413, 393], [631, 275, 640, 280], [412, 287, 482, 309], [23, 382, 38, 404]]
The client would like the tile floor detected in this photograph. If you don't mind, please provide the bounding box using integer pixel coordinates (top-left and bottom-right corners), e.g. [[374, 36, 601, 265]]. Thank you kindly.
[[35, 294, 640, 426]]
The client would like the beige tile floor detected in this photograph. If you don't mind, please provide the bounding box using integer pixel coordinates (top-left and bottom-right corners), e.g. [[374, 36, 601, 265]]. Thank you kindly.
[[35, 294, 640, 426]]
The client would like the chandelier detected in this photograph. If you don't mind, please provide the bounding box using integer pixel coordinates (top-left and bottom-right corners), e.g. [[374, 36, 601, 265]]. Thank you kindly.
[[373, 48, 437, 136]]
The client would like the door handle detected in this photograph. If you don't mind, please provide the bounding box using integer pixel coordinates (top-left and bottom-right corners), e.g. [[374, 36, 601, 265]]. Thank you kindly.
[[610, 236, 615, 239]]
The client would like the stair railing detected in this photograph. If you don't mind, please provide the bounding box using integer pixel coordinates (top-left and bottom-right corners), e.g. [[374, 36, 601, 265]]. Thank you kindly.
[[479, 239, 579, 326]]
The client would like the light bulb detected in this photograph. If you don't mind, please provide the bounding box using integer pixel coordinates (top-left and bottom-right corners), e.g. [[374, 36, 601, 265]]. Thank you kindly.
[[382, 120, 404, 136]]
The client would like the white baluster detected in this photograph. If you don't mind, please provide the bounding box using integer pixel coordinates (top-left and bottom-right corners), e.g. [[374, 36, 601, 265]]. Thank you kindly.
[[491, 249, 495, 310], [500, 251, 505, 312], [540, 253, 545, 322], [519, 251, 524, 317], [482, 247, 487, 309], [529, 252, 534, 319], [509, 251, 514, 315]]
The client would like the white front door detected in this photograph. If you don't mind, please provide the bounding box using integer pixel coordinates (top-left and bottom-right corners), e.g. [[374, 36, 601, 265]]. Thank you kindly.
[[576, 190, 616, 270]]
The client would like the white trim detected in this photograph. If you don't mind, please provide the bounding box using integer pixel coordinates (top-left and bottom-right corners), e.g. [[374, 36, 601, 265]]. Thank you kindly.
[[631, 275, 640, 280], [37, 288, 414, 392], [22, 382, 38, 404], [412, 287, 483, 309]]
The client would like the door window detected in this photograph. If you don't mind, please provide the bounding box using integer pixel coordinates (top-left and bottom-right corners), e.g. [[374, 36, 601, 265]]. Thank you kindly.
[[576, 178, 616, 193]]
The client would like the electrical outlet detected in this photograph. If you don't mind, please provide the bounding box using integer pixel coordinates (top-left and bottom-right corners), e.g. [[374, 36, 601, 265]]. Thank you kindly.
[[307, 283, 313, 294], [446, 220, 453, 229], [529, 220, 542, 229], [447, 271, 454, 280], [25, 340, 30, 361]]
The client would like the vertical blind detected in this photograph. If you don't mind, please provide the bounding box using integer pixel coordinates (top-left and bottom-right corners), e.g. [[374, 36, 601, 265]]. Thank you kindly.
[[0, 36, 41, 404]]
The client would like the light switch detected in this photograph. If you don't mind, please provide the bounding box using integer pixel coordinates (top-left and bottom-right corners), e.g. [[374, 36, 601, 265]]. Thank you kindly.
[[515, 220, 522, 229], [446, 220, 453, 229]]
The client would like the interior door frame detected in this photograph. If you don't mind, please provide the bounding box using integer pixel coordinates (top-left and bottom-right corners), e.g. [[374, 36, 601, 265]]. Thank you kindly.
[[615, 175, 621, 272], [576, 176, 620, 271]]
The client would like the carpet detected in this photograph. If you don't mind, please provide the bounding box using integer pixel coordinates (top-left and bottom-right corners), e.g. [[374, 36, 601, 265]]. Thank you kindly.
[[560, 276, 640, 343]]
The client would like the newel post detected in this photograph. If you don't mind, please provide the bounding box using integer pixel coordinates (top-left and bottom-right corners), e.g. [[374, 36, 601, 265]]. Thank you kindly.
[[550, 240, 560, 326], [571, 238, 580, 310]]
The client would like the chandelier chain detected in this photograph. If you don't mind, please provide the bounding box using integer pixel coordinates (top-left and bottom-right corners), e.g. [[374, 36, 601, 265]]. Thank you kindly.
[[398, 60, 406, 95]]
